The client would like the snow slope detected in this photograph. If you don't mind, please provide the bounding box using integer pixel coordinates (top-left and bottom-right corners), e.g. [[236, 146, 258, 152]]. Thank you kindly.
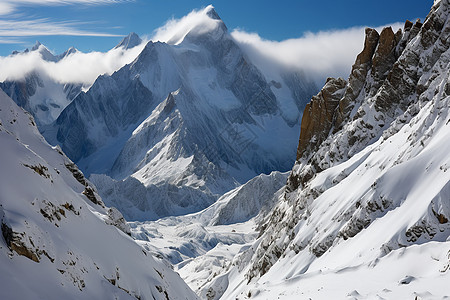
[[0, 88, 197, 300], [201, 1, 450, 299]]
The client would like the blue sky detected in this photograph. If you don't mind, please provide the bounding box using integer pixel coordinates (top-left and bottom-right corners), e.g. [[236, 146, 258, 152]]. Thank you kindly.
[[0, 0, 433, 56]]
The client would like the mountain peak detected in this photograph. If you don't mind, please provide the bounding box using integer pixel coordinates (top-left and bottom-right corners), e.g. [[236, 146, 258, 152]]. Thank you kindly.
[[153, 5, 228, 45], [29, 41, 59, 62], [57, 46, 78, 60], [115, 32, 142, 49], [204, 5, 221, 20], [31, 41, 42, 51]]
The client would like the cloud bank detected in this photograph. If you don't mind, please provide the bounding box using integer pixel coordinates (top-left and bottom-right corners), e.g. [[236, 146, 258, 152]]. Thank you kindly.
[[0, 3, 405, 93], [231, 23, 403, 85], [0, 42, 146, 86]]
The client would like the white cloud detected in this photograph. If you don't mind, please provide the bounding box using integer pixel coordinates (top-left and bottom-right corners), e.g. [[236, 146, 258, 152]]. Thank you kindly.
[[151, 5, 220, 45], [149, 4, 404, 86], [0, 41, 146, 86], [231, 23, 404, 86], [0, 2, 14, 15]]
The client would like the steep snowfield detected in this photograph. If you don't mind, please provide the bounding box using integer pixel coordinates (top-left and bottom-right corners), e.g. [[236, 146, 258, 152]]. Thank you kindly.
[[220, 89, 450, 299], [0, 89, 197, 299], [200, 1, 450, 299]]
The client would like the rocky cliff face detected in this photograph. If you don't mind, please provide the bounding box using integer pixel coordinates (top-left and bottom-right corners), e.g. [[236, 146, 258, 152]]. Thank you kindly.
[[254, 0, 450, 280], [202, 1, 450, 299]]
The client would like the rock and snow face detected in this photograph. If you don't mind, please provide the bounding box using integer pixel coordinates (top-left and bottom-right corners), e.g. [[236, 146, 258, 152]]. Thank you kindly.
[[201, 1, 450, 299], [0, 89, 197, 300], [49, 6, 317, 220], [0, 70, 82, 127]]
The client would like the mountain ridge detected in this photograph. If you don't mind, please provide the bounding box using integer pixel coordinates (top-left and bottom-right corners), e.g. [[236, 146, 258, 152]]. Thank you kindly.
[[200, 1, 450, 298]]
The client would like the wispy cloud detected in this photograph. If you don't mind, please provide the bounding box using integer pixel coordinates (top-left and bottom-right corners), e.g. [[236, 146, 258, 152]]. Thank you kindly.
[[0, 0, 127, 15], [151, 5, 220, 45], [0, 18, 121, 38], [0, 0, 128, 43]]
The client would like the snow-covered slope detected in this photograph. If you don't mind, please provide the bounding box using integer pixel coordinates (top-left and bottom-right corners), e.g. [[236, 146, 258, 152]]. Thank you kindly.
[[0, 88, 197, 300], [50, 6, 316, 220], [202, 1, 450, 299]]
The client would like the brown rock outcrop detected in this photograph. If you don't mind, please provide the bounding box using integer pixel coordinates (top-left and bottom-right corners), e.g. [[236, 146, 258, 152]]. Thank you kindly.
[[296, 77, 347, 160]]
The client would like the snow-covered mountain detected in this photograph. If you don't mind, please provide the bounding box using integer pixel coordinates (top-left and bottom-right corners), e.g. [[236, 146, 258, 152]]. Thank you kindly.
[[200, 1, 450, 299], [0, 88, 197, 299], [47, 6, 317, 220], [0, 41, 83, 126]]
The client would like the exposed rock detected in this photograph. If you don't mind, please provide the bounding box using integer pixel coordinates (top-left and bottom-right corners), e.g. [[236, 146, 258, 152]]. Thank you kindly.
[[106, 207, 131, 236], [335, 28, 379, 128], [23, 163, 51, 180], [65, 162, 87, 186], [296, 77, 347, 161], [2, 222, 39, 262], [370, 27, 400, 95], [82, 187, 102, 206]]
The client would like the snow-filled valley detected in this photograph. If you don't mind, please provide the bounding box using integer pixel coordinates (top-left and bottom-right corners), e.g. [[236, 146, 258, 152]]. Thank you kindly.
[[1, 1, 450, 299]]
